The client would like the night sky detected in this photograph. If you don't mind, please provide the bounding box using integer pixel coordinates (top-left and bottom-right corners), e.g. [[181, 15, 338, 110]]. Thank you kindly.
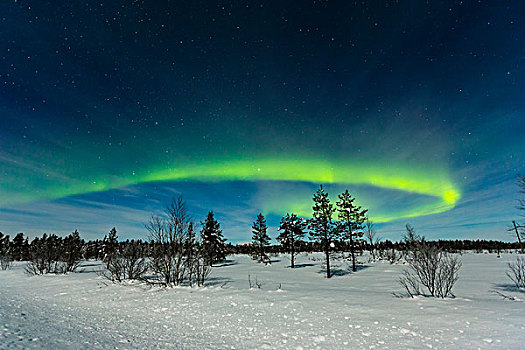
[[1, 1, 524, 242]]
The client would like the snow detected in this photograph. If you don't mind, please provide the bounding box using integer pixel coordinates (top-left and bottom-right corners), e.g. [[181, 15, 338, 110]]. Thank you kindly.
[[1, 252, 524, 349]]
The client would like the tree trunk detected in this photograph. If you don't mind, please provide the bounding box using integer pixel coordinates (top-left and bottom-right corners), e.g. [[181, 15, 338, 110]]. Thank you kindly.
[[349, 234, 356, 272], [291, 235, 295, 268], [325, 237, 331, 278], [513, 221, 524, 254]]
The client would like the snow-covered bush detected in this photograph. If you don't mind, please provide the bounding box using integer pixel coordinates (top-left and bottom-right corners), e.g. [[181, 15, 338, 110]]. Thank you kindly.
[[399, 243, 461, 298], [506, 256, 525, 289]]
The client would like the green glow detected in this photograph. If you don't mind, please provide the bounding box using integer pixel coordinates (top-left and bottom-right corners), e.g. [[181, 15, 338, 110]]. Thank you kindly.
[[0, 156, 460, 222], [145, 158, 460, 221]]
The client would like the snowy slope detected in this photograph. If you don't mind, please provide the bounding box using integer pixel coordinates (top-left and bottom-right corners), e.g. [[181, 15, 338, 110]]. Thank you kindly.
[[1, 253, 524, 349]]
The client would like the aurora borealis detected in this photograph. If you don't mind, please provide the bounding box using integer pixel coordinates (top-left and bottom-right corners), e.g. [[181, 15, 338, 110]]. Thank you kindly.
[[1, 1, 524, 241]]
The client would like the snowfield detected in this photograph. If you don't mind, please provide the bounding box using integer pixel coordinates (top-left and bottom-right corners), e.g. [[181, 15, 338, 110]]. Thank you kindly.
[[1, 252, 524, 349]]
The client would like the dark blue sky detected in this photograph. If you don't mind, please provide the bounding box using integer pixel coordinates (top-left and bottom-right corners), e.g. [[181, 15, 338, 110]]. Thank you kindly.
[[1, 1, 524, 242]]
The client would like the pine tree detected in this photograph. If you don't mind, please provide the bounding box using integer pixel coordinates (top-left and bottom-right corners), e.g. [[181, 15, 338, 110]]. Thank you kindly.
[[336, 189, 368, 272], [11, 232, 29, 261], [0, 232, 11, 269], [277, 213, 307, 268], [0, 232, 10, 256], [62, 230, 84, 272], [200, 211, 227, 265], [252, 213, 270, 263], [402, 224, 423, 250], [309, 185, 338, 278], [103, 227, 118, 269]]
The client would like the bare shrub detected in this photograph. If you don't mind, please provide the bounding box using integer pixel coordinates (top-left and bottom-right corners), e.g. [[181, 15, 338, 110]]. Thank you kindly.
[[399, 243, 461, 298], [146, 197, 192, 286], [102, 244, 149, 282], [248, 274, 262, 289], [25, 232, 83, 275], [379, 248, 401, 264], [25, 234, 63, 275], [194, 257, 211, 287], [507, 256, 525, 288], [399, 270, 420, 297], [0, 255, 12, 270], [101, 257, 125, 282], [364, 220, 381, 260], [145, 197, 212, 287]]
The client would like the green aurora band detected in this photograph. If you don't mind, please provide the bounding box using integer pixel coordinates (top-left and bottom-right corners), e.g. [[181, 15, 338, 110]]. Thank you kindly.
[[1, 157, 461, 222]]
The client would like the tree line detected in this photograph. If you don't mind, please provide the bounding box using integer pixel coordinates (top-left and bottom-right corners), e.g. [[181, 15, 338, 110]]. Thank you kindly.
[[1, 178, 524, 295], [0, 184, 521, 276]]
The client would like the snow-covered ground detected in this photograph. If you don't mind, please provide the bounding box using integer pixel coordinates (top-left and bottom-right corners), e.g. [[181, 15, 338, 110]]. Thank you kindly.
[[0, 252, 524, 349]]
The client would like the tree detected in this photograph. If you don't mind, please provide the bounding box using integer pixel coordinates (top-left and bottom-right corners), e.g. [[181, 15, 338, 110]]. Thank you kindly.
[[509, 175, 525, 252], [510, 221, 524, 254], [103, 240, 149, 282], [25, 233, 67, 275], [402, 224, 423, 252], [277, 213, 307, 268], [184, 222, 198, 285], [399, 240, 462, 298], [62, 230, 84, 272], [145, 196, 195, 286], [518, 174, 525, 215], [336, 189, 368, 272], [103, 227, 119, 269], [11, 232, 29, 261], [309, 185, 338, 278], [252, 213, 270, 263], [200, 210, 227, 265], [506, 256, 525, 288], [0, 232, 11, 270], [364, 219, 379, 260]]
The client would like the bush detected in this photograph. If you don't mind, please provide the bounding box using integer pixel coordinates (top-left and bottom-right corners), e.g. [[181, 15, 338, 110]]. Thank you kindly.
[[193, 256, 211, 287], [399, 243, 461, 298], [102, 243, 149, 282], [379, 248, 402, 264], [0, 254, 12, 270], [506, 256, 525, 289], [25, 232, 83, 275]]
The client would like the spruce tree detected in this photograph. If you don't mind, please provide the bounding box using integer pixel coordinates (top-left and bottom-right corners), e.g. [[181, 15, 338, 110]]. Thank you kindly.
[[277, 213, 307, 268], [252, 213, 270, 263], [309, 185, 338, 278], [200, 211, 227, 265], [336, 189, 368, 272]]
